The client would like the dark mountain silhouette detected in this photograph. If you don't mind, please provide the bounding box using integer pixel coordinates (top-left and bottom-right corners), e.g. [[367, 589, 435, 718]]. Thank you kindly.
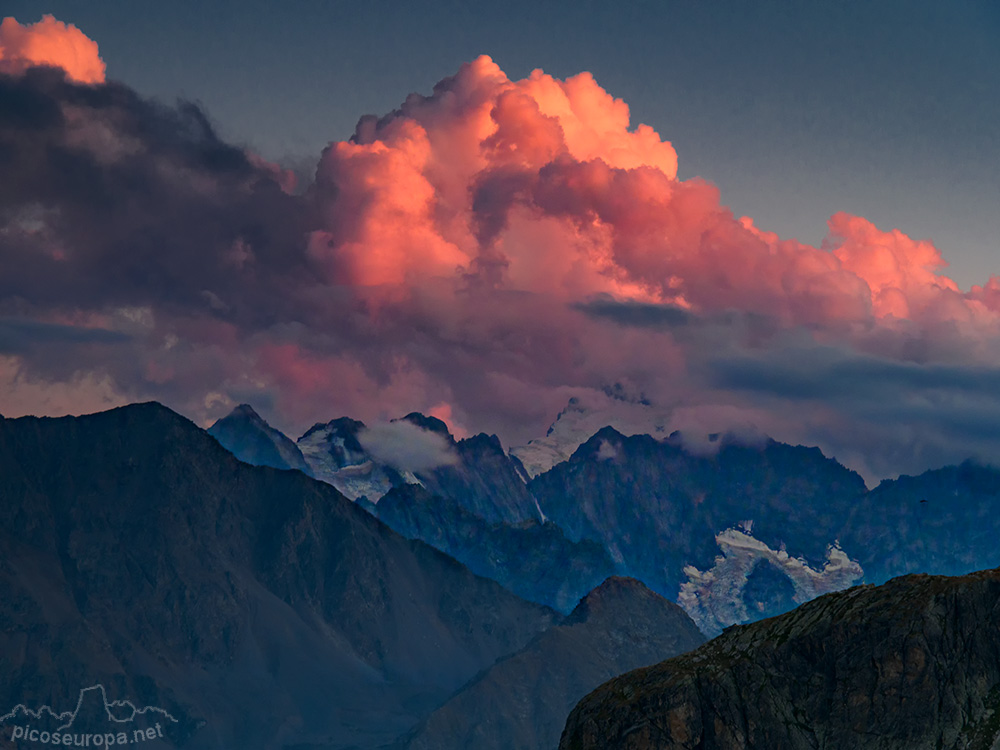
[[0, 403, 557, 749], [400, 577, 704, 750], [561, 568, 1000, 750]]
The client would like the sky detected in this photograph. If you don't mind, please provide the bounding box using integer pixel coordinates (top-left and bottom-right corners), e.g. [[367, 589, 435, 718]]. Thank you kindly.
[[1, 2, 999, 482], [9, 0, 999, 288]]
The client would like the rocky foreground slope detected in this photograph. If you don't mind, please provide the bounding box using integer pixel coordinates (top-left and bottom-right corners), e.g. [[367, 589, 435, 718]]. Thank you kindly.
[[561, 568, 1000, 750]]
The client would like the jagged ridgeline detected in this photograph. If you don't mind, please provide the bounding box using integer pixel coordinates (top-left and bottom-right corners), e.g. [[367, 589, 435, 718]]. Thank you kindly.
[[209, 402, 1000, 636]]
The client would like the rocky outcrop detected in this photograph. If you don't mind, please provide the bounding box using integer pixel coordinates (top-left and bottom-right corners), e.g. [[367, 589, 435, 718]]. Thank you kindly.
[[561, 568, 1000, 750], [401, 578, 704, 750]]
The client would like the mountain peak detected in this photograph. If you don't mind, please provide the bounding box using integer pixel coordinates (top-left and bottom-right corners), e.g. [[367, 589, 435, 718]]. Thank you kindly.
[[511, 395, 671, 478], [298, 416, 366, 442], [210, 403, 272, 432], [208, 403, 311, 474], [81, 401, 201, 433], [230, 402, 262, 419], [565, 576, 666, 625], [399, 412, 454, 441]]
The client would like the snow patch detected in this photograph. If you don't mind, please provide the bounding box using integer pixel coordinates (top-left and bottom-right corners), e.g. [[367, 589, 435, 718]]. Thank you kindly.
[[678, 527, 863, 637], [510, 394, 670, 477], [298, 423, 421, 502]]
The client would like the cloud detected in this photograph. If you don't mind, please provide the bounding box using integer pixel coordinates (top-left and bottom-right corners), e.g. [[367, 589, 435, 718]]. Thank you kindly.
[[702, 343, 1000, 481], [573, 297, 693, 329], [709, 346, 1000, 402], [3, 30, 1000, 481], [357, 420, 459, 473], [0, 15, 105, 84], [595, 439, 618, 461], [0, 317, 129, 352]]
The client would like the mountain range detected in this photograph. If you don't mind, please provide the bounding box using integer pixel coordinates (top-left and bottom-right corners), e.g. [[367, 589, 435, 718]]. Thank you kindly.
[[0, 403, 705, 749], [7, 400, 1000, 748], [209, 403, 1000, 635]]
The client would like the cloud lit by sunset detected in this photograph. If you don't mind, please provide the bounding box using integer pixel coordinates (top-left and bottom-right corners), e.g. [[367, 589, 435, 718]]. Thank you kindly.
[[0, 14, 105, 83], [2, 15, 999, 481]]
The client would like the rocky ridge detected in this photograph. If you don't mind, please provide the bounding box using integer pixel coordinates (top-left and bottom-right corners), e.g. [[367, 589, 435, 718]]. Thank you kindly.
[[561, 568, 1000, 750]]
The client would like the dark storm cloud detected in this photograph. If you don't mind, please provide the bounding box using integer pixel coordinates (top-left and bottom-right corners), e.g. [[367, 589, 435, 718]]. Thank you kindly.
[[0, 67, 309, 321], [0, 318, 129, 353], [708, 347, 1000, 401], [699, 344, 1000, 481], [572, 297, 694, 328]]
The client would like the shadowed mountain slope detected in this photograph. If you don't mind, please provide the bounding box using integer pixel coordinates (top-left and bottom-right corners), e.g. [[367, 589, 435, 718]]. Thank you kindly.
[[529, 428, 868, 599], [376, 483, 617, 613], [0, 403, 557, 749], [207, 402, 311, 473], [401, 577, 704, 750]]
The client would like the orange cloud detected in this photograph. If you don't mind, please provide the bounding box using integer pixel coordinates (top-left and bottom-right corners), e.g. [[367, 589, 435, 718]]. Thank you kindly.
[[311, 54, 986, 336], [0, 14, 105, 84], [6, 49, 1000, 479]]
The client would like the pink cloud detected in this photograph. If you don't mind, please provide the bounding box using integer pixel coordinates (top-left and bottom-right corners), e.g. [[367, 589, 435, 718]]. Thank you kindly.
[[5, 39, 1000, 478], [309, 54, 988, 339], [0, 14, 105, 84]]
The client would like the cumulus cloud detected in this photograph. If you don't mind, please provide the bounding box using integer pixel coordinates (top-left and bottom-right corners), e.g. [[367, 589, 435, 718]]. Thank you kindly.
[[3, 27, 1000, 481], [357, 420, 459, 473], [0, 15, 105, 84]]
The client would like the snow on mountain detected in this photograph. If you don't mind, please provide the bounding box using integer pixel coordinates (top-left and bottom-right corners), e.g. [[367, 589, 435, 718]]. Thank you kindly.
[[296, 418, 421, 502], [510, 389, 672, 478], [677, 527, 864, 637]]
